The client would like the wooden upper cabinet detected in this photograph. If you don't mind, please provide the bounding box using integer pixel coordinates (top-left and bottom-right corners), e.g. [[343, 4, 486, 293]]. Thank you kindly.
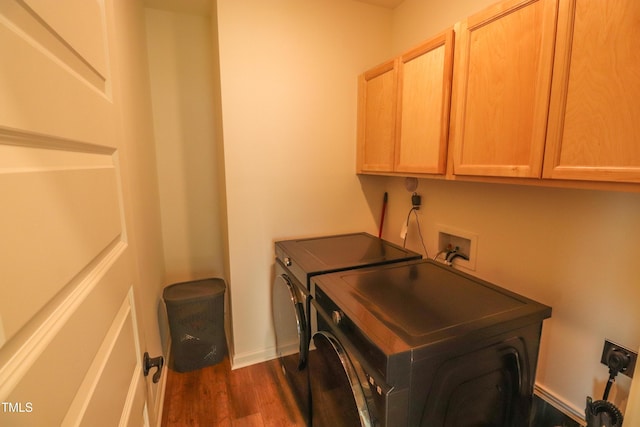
[[357, 59, 398, 173], [450, 0, 558, 178], [395, 30, 454, 174], [357, 30, 454, 175], [544, 0, 640, 183]]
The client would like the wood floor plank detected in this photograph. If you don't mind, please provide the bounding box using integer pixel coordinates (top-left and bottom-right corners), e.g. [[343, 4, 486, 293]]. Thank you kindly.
[[252, 361, 304, 427], [232, 414, 265, 427], [161, 356, 304, 426], [229, 361, 261, 419], [209, 357, 233, 425]]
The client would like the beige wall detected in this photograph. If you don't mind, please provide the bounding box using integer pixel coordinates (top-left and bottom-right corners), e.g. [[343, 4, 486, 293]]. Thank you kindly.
[[382, 0, 640, 417], [391, 0, 493, 53], [145, 8, 225, 286], [215, 0, 392, 366]]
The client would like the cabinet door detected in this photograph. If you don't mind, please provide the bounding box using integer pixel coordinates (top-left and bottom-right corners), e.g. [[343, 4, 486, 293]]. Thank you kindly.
[[395, 30, 454, 174], [543, 0, 640, 183], [450, 0, 558, 178], [356, 59, 398, 173]]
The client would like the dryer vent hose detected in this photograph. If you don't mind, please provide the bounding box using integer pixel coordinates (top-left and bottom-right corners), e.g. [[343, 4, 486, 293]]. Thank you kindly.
[[585, 396, 623, 427]]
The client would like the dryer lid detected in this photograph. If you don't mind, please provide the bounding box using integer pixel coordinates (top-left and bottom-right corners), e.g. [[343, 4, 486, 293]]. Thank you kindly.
[[276, 232, 421, 275]]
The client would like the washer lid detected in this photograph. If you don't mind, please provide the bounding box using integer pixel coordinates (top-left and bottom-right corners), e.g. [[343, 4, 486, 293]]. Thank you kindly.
[[313, 260, 551, 354]]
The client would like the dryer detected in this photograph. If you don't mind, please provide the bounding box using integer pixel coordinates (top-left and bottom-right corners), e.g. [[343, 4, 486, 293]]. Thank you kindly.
[[272, 233, 421, 425]]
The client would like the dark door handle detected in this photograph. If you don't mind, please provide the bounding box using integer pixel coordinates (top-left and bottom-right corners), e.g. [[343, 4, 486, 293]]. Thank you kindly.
[[143, 352, 164, 383]]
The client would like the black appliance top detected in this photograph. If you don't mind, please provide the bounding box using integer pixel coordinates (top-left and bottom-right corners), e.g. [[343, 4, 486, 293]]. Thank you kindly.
[[275, 232, 422, 278], [312, 259, 552, 358]]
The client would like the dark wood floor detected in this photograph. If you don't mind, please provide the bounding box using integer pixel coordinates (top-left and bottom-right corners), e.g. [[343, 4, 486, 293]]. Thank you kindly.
[[161, 355, 305, 426]]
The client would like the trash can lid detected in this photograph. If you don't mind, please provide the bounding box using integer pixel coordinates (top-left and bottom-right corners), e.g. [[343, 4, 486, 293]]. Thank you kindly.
[[163, 278, 226, 302]]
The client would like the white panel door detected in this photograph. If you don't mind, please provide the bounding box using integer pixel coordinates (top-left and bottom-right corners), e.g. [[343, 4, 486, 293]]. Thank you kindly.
[[0, 1, 150, 426]]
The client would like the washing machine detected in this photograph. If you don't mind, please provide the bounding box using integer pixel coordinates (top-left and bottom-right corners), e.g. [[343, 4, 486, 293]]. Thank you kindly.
[[309, 259, 552, 426]]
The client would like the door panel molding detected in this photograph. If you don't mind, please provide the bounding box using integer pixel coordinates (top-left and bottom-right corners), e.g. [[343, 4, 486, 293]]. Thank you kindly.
[[0, 241, 128, 401], [62, 289, 138, 426], [0, 2, 114, 147], [0, 126, 115, 155], [0, 146, 123, 344], [0, 0, 107, 92]]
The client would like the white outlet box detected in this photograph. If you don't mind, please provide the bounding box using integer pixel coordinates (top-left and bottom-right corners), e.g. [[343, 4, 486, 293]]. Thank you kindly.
[[436, 225, 478, 271]]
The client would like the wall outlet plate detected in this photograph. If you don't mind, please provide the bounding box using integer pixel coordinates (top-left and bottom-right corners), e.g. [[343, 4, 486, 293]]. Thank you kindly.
[[601, 339, 637, 378]]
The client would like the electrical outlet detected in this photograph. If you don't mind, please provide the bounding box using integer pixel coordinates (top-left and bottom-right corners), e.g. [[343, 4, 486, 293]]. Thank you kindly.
[[601, 339, 637, 378], [411, 193, 421, 209], [436, 225, 478, 271]]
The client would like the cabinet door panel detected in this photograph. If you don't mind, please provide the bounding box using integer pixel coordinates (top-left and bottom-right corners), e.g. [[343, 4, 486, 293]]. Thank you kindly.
[[357, 60, 397, 173], [451, 0, 557, 178], [395, 30, 453, 174], [544, 0, 640, 182]]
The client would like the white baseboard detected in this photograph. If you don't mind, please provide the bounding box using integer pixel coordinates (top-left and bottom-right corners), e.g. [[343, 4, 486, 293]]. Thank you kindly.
[[534, 383, 586, 426], [231, 346, 280, 370], [229, 337, 302, 370]]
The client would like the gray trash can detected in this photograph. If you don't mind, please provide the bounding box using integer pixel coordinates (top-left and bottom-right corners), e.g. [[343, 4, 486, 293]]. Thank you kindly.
[[163, 278, 226, 372]]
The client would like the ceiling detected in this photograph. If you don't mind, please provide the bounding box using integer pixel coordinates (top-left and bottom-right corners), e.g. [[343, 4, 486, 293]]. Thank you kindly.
[[144, 0, 404, 15]]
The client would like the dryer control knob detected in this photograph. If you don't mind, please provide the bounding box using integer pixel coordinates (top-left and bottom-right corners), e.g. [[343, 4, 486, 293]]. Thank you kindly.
[[284, 257, 292, 267], [331, 310, 343, 326]]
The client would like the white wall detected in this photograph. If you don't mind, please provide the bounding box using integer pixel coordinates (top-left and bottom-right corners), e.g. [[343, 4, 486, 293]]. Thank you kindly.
[[380, 0, 640, 416], [391, 0, 493, 53], [145, 9, 225, 286], [215, 0, 392, 366]]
